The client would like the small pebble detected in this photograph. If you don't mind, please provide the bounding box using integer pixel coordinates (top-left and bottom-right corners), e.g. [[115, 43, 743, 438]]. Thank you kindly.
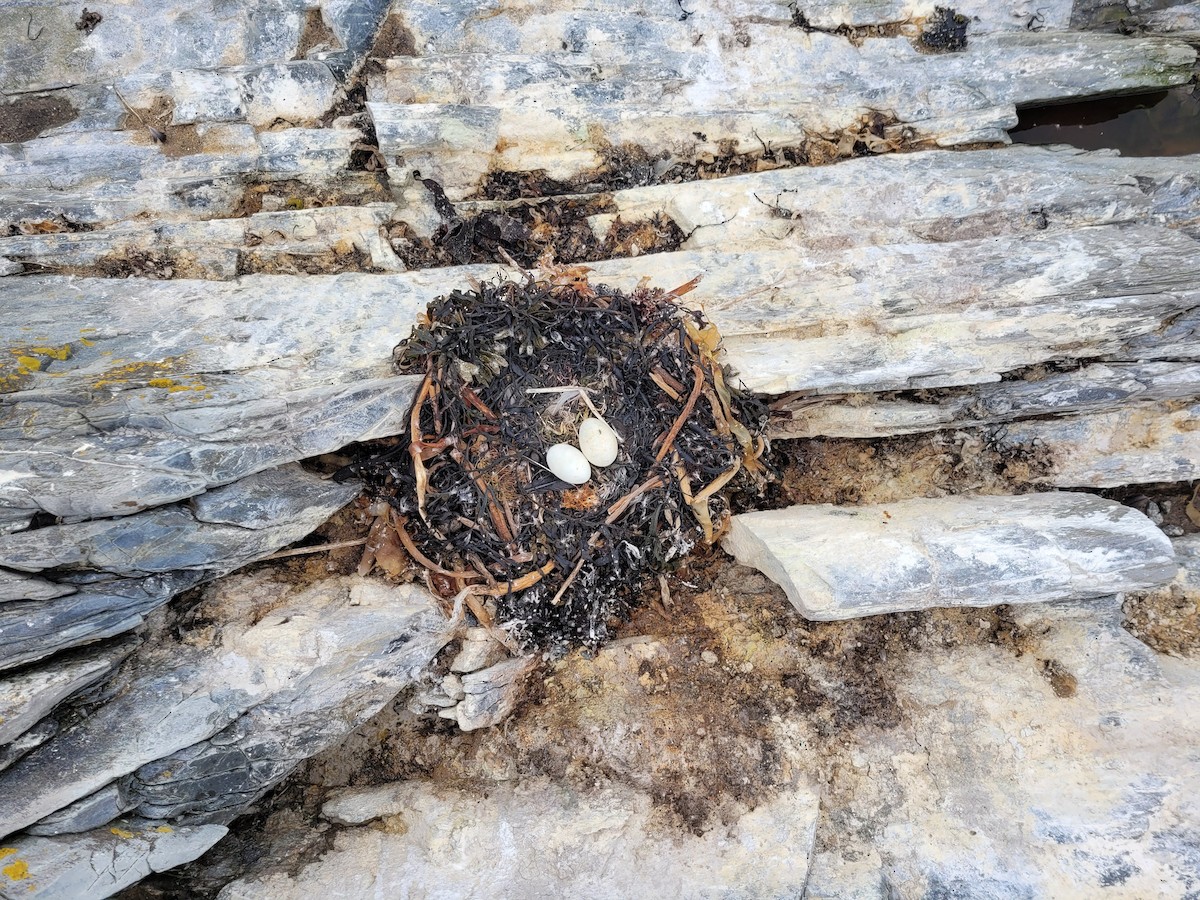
[[701, 650, 718, 664], [1146, 500, 1164, 525], [1164, 525, 1185, 537]]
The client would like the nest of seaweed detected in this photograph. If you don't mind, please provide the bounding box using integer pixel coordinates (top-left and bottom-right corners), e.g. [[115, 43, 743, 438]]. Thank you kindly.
[[346, 268, 769, 652]]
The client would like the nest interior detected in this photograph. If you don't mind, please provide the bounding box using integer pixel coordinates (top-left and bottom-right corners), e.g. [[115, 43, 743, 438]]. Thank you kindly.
[[345, 269, 768, 652]]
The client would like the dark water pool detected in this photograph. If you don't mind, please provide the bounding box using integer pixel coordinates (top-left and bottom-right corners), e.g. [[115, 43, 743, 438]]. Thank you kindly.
[[1010, 85, 1200, 156]]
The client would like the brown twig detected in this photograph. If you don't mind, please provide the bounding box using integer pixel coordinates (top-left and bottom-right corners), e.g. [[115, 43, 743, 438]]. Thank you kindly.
[[262, 538, 367, 561], [606, 475, 666, 524], [482, 560, 557, 596], [654, 364, 705, 463], [394, 514, 481, 581], [551, 556, 587, 606], [409, 373, 434, 522]]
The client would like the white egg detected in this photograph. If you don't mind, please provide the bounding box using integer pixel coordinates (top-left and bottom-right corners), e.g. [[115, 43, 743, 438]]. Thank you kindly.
[[546, 443, 591, 484], [578, 418, 619, 467]]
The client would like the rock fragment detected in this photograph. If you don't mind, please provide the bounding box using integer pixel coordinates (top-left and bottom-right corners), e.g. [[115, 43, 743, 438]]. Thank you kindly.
[[0, 638, 136, 745], [723, 493, 1176, 620], [0, 577, 449, 839]]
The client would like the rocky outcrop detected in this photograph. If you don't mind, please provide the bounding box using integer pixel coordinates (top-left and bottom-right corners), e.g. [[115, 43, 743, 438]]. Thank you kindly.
[[723, 493, 1177, 619], [0, 574, 450, 840], [3, 0, 1199, 894]]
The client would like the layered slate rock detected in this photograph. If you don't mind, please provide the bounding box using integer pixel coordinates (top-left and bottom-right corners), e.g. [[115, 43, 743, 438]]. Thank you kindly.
[[122, 580, 452, 824], [0, 465, 359, 673], [366, 3, 1195, 197], [0, 638, 136, 745], [0, 819, 227, 900], [220, 777, 821, 899], [722, 492, 1177, 620], [0, 575, 451, 840]]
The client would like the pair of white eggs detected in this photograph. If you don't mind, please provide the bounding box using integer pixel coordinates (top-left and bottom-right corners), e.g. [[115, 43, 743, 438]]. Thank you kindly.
[[545, 418, 619, 485]]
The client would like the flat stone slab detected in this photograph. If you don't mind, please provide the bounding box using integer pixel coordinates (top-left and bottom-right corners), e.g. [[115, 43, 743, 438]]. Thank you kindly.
[[722, 492, 1177, 620], [223, 777, 820, 899], [0, 819, 226, 899], [367, 14, 1195, 197]]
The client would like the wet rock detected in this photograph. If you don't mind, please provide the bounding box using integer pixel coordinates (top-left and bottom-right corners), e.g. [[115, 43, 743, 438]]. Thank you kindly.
[[225, 777, 820, 898], [723, 492, 1177, 620], [0, 819, 226, 899], [0, 638, 136, 744]]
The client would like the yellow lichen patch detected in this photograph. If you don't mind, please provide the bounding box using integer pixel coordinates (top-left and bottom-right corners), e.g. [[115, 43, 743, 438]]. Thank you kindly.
[[146, 377, 205, 393], [1, 857, 29, 882], [91, 358, 197, 391], [109, 827, 135, 839], [0, 849, 14, 859], [29, 344, 72, 361], [79, 338, 97, 347], [14, 355, 44, 372], [154, 826, 173, 833]]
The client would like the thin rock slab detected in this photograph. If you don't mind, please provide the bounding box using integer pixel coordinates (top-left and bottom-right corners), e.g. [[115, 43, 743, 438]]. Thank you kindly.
[[722, 492, 1176, 620], [450, 655, 538, 732], [0, 464, 359, 576], [0, 572, 203, 673], [0, 819, 226, 900], [0, 638, 137, 745], [224, 777, 820, 899], [1000, 401, 1200, 489], [771, 361, 1200, 439]]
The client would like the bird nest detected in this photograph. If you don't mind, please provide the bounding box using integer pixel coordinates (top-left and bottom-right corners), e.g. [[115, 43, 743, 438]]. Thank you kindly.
[[347, 268, 769, 652]]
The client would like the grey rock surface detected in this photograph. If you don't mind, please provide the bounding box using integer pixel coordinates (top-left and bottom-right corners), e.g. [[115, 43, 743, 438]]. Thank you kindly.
[[723, 492, 1177, 620], [0, 205, 403, 280], [773, 361, 1200, 439], [998, 401, 1200, 489], [223, 777, 821, 899], [123, 580, 453, 824], [0, 819, 227, 899], [0, 638, 136, 745], [367, 10, 1194, 197], [26, 784, 136, 838], [0, 574, 449, 839], [0, 572, 203, 673], [1, 270, 430, 523], [0, 465, 358, 575], [0, 569, 74, 602]]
